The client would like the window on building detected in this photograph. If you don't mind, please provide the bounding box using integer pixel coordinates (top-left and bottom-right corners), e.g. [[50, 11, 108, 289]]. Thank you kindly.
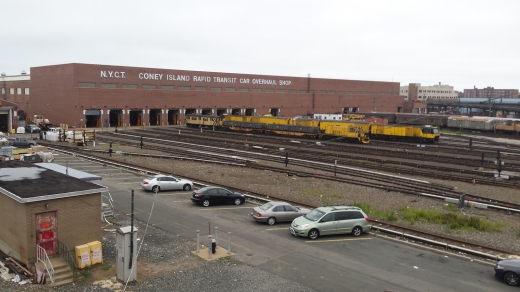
[[178, 86, 191, 90], [355, 91, 362, 94], [252, 88, 262, 92], [17, 88, 21, 94], [347, 91, 354, 94], [386, 92, 392, 95], [372, 92, 377, 94], [195, 86, 207, 91], [9, 88, 14, 94], [299, 90, 307, 93], [143, 85, 157, 89], [310, 90, 316, 93], [161, 85, 174, 90], [24, 88, 29, 95], [363, 91, 369, 94], [393, 92, 398, 95], [78, 82, 95, 88], [239, 88, 249, 92], [265, 88, 274, 92], [288, 89, 296, 93], [329, 91, 336, 94], [277, 89, 286, 93], [338, 91, 345, 94], [379, 92, 385, 95], [225, 87, 236, 92], [101, 83, 117, 88], [319, 90, 326, 94], [211, 87, 222, 91], [123, 84, 138, 89], [419, 90, 422, 93], [1, 88, 4, 95]]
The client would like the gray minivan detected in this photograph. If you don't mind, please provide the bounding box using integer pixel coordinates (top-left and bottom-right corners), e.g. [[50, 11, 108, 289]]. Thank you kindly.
[[290, 206, 371, 240]]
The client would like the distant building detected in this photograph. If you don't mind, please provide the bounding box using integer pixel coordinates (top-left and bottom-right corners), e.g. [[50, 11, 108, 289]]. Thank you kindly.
[[313, 114, 342, 120], [400, 83, 458, 113], [463, 86, 518, 99]]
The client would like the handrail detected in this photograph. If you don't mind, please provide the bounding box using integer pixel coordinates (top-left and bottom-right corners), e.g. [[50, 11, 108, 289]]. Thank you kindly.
[[58, 241, 78, 280], [36, 245, 54, 284], [105, 191, 114, 214]]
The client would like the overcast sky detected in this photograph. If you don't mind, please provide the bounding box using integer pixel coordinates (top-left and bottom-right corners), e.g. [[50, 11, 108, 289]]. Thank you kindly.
[[2, 0, 519, 91]]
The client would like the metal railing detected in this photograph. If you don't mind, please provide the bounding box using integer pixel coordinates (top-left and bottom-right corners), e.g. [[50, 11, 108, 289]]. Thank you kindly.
[[102, 191, 115, 217], [58, 241, 79, 280], [36, 245, 54, 284]]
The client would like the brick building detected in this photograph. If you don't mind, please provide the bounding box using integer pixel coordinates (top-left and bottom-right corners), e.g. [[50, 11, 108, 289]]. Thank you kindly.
[[0, 161, 106, 266], [18, 63, 404, 128], [463, 86, 519, 99], [400, 83, 459, 113]]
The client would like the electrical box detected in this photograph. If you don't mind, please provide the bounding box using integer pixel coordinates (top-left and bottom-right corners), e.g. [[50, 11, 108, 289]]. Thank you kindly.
[[75, 244, 91, 269], [87, 241, 103, 265], [116, 226, 138, 282]]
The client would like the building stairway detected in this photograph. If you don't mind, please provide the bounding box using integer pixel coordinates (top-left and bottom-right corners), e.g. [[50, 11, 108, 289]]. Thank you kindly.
[[37, 257, 74, 287]]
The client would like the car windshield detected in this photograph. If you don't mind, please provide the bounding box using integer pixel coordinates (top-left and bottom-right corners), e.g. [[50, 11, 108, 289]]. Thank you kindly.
[[259, 203, 273, 211], [304, 209, 325, 221]]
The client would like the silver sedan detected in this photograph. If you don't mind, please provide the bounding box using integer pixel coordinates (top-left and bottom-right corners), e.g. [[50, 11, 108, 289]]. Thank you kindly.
[[141, 174, 193, 193], [250, 201, 311, 226]]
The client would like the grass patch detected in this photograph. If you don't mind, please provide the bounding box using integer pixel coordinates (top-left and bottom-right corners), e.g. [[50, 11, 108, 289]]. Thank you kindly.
[[353, 202, 397, 221], [401, 207, 506, 232], [102, 264, 111, 271], [303, 188, 342, 206], [80, 270, 90, 278], [444, 203, 459, 212]]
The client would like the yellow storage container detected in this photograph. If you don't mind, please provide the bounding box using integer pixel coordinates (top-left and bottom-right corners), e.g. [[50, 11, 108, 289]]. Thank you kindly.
[[87, 241, 103, 265], [75, 244, 91, 269]]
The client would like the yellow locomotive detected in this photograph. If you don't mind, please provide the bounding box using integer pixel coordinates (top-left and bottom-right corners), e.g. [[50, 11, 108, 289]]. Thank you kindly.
[[185, 114, 439, 144]]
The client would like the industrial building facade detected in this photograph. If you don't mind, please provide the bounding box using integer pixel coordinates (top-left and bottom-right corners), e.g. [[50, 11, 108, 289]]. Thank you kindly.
[[463, 86, 519, 99], [5, 63, 405, 129]]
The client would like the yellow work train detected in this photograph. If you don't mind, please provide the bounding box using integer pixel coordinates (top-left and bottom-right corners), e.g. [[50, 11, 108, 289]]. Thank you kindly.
[[185, 114, 439, 144]]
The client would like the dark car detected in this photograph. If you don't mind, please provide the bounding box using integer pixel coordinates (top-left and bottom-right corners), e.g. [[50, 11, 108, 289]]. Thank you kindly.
[[495, 259, 520, 286], [191, 186, 245, 207], [25, 124, 41, 133]]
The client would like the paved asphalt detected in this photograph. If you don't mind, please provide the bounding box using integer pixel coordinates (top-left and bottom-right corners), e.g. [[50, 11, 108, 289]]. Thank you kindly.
[[49, 152, 515, 292]]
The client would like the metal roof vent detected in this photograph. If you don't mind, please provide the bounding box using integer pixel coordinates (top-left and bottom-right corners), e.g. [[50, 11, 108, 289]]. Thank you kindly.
[[21, 70, 27, 75], [0, 72, 5, 77]]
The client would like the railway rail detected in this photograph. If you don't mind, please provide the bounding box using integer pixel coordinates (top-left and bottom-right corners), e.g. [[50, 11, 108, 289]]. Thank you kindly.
[[44, 145, 518, 261]]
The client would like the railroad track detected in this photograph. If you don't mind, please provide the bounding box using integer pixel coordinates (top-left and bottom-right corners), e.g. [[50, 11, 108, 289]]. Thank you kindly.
[[44, 145, 519, 260]]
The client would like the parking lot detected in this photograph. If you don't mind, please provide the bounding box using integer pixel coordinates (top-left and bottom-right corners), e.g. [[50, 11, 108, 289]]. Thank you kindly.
[[49, 152, 515, 292]]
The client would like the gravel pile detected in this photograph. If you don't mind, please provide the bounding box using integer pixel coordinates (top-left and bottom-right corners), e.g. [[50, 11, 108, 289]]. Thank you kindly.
[[1, 212, 315, 292]]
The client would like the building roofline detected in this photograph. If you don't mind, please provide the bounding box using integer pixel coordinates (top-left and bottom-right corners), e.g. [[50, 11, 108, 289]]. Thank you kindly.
[[0, 186, 107, 203]]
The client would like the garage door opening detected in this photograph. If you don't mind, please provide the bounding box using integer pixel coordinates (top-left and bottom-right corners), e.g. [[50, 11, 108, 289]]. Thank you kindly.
[[168, 109, 180, 125], [201, 108, 212, 115], [216, 108, 227, 116], [149, 109, 162, 126], [231, 108, 241, 115], [85, 109, 101, 128], [245, 108, 255, 116], [109, 109, 123, 127], [129, 110, 143, 126]]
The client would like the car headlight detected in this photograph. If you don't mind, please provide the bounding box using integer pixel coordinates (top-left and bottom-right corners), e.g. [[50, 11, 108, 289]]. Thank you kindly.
[[495, 265, 503, 270], [300, 224, 309, 229]]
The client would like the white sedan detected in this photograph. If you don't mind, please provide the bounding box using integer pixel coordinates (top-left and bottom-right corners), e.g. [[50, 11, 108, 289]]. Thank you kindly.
[[141, 174, 193, 193]]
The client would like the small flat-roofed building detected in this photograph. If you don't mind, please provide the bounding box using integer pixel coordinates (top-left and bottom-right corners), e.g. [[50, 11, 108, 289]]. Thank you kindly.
[[0, 161, 107, 266]]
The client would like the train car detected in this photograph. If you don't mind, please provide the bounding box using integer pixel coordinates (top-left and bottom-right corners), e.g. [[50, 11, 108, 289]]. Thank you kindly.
[[320, 120, 371, 143], [185, 114, 223, 127], [495, 119, 520, 134], [370, 124, 439, 142], [447, 116, 495, 131]]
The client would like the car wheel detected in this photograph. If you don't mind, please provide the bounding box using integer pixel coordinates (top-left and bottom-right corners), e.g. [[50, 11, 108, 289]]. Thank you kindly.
[[151, 186, 160, 193], [504, 272, 519, 286], [352, 226, 362, 237], [308, 229, 319, 240], [234, 198, 242, 205], [183, 184, 192, 191], [202, 199, 210, 207], [267, 217, 276, 226]]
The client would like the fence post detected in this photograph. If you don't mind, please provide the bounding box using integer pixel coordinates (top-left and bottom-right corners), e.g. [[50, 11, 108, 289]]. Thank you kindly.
[[196, 230, 200, 253], [227, 232, 231, 255], [208, 235, 212, 259], [215, 227, 218, 249]]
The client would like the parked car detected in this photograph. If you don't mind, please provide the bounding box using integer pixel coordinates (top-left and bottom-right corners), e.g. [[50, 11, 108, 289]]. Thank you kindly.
[[290, 206, 371, 240], [191, 186, 245, 207], [495, 259, 520, 286], [250, 201, 311, 225], [25, 124, 41, 133], [141, 174, 193, 192], [6, 137, 37, 148]]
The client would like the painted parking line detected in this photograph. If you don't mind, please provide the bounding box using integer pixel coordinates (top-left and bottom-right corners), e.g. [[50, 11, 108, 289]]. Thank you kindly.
[[198, 206, 252, 210], [117, 182, 141, 185], [265, 228, 288, 231], [173, 200, 191, 203], [305, 238, 372, 243]]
